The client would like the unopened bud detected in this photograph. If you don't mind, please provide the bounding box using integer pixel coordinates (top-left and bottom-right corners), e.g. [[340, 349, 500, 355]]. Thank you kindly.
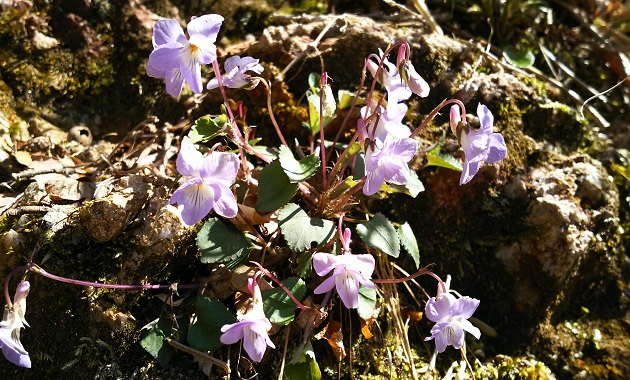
[[449, 105, 461, 137]]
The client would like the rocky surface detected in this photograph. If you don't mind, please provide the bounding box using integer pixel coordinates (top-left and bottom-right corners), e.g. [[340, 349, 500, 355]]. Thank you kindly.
[[0, 2, 629, 380]]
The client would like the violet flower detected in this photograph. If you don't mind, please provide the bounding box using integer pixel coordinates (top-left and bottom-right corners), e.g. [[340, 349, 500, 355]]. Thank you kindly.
[[312, 228, 376, 309], [363, 137, 418, 196], [207, 56, 264, 90], [400, 60, 430, 98], [451, 104, 507, 186], [1, 281, 31, 368], [220, 277, 275, 362], [359, 102, 410, 147], [146, 15, 224, 97], [367, 49, 412, 105], [170, 136, 239, 225], [424, 289, 481, 353]]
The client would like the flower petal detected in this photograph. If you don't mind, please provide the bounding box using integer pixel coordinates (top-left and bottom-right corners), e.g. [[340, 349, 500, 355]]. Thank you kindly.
[[152, 19, 186, 47], [200, 152, 239, 186], [485, 133, 507, 164], [170, 178, 215, 225], [477, 103, 494, 134], [459, 159, 480, 186], [451, 296, 480, 320], [459, 318, 481, 340], [176, 137, 203, 176], [164, 68, 185, 98], [211, 184, 238, 218], [424, 293, 454, 322], [363, 167, 385, 196], [313, 274, 337, 295], [186, 14, 224, 42], [220, 321, 246, 344], [147, 43, 184, 72], [178, 47, 203, 94], [352, 254, 376, 278], [335, 270, 360, 309], [312, 252, 339, 276]]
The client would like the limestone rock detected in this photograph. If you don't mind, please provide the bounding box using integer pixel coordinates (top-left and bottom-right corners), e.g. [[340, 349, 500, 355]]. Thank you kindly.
[[81, 175, 153, 242]]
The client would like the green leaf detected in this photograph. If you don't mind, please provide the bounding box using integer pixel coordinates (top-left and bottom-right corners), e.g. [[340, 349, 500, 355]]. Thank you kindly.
[[262, 277, 306, 325], [286, 342, 321, 380], [255, 160, 299, 213], [503, 45, 535, 68], [426, 146, 462, 171], [337, 89, 359, 109], [140, 317, 176, 368], [278, 203, 336, 252], [188, 296, 236, 352], [308, 73, 319, 91], [196, 218, 252, 266], [382, 171, 425, 198], [357, 286, 377, 320], [398, 222, 420, 269], [356, 213, 400, 258], [296, 251, 313, 278], [278, 145, 321, 183], [188, 115, 226, 143]]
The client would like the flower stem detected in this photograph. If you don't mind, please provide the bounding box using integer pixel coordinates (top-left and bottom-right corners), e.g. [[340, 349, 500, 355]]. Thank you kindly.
[[28, 263, 200, 291], [3, 266, 29, 309], [409, 98, 467, 138], [250, 261, 307, 310], [261, 78, 288, 146]]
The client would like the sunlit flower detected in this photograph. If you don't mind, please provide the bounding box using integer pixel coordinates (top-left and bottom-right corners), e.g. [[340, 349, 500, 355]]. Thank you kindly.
[[146, 15, 224, 97], [313, 229, 376, 309], [1, 281, 31, 368], [400, 60, 430, 98], [452, 104, 507, 185], [424, 289, 481, 353], [220, 277, 275, 362], [363, 137, 418, 196], [367, 49, 412, 105], [359, 102, 410, 146], [207, 55, 264, 90], [170, 136, 239, 225]]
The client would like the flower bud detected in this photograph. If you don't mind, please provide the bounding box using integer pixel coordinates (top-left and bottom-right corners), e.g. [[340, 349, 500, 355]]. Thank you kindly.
[[449, 105, 461, 137]]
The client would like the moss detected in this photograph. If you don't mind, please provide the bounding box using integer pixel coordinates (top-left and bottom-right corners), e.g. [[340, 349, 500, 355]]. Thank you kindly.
[[521, 101, 587, 153]]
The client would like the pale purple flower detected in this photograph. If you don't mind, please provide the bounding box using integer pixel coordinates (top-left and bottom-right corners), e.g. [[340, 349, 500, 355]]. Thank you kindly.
[[1, 281, 31, 368], [207, 56, 264, 90], [424, 291, 481, 353], [146, 15, 224, 97], [454, 104, 507, 185], [400, 61, 430, 98], [363, 137, 418, 196], [367, 49, 412, 105], [220, 277, 275, 362], [312, 229, 376, 309], [170, 136, 239, 225], [359, 102, 410, 146]]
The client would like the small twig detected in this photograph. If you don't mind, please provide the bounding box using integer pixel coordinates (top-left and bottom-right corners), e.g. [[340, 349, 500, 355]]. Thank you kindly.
[[6, 205, 52, 217], [167, 339, 230, 375], [382, 0, 443, 35], [580, 73, 630, 120], [0, 192, 24, 216], [277, 323, 291, 380], [276, 16, 344, 82]]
